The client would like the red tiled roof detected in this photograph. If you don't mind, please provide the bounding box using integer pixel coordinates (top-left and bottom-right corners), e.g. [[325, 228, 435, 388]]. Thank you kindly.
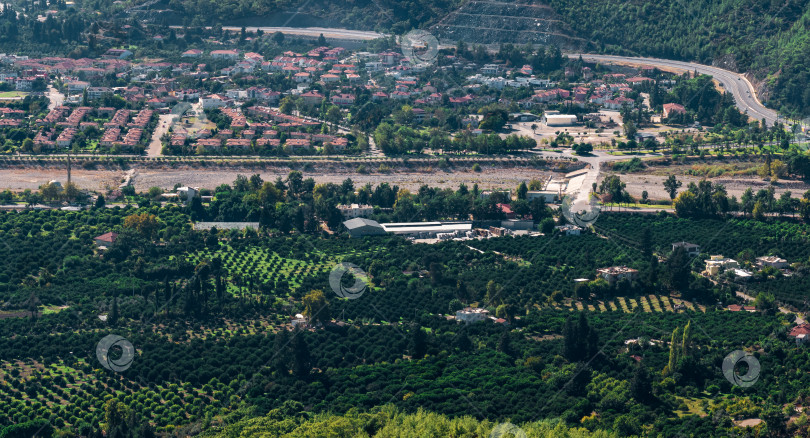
[[790, 324, 810, 337], [95, 232, 118, 243]]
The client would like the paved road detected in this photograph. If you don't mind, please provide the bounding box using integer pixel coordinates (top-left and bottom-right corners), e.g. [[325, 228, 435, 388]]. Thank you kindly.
[[737, 291, 805, 324], [530, 148, 657, 204], [47, 86, 64, 111], [569, 54, 780, 126], [147, 114, 174, 157]]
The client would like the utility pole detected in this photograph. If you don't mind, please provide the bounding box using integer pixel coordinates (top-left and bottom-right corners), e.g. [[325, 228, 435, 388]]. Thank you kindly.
[[66, 150, 71, 184]]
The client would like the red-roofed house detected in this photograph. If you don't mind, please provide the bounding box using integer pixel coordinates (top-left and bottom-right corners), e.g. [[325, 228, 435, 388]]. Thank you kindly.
[[300, 91, 324, 105], [182, 49, 203, 58], [211, 49, 239, 60], [497, 203, 516, 219], [330, 93, 355, 106], [663, 103, 686, 118], [94, 232, 119, 248], [790, 324, 810, 337]]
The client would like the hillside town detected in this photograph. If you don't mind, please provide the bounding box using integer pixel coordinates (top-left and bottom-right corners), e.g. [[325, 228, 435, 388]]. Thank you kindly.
[[0, 41, 711, 157]]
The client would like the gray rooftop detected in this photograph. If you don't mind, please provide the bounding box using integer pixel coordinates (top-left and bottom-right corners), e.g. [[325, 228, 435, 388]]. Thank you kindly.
[[343, 218, 382, 230]]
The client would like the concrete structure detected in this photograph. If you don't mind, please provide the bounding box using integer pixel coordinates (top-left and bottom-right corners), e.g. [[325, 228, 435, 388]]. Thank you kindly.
[[337, 204, 373, 219], [200, 96, 227, 109], [455, 307, 490, 324], [704, 255, 739, 276], [543, 114, 577, 126], [731, 269, 753, 281], [596, 266, 639, 284], [481, 64, 500, 75], [756, 256, 789, 269], [502, 219, 534, 231], [526, 190, 559, 203], [672, 241, 700, 257], [343, 218, 387, 237]]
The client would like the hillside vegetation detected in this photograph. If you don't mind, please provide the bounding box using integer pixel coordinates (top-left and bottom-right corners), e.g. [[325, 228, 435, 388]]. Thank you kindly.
[[206, 405, 619, 437], [545, 0, 810, 116]]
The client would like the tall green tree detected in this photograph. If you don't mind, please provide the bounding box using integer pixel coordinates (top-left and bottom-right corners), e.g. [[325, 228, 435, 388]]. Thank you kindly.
[[663, 175, 682, 200]]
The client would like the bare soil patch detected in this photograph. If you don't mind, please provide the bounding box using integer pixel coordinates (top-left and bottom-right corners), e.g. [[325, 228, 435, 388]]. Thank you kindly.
[[0, 159, 580, 193]]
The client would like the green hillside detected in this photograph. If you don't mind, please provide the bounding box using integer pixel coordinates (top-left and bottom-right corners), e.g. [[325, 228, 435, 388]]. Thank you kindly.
[[203, 405, 620, 437], [545, 0, 810, 116]]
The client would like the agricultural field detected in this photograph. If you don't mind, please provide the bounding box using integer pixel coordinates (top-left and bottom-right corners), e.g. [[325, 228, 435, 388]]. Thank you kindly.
[[555, 295, 703, 313], [0, 176, 808, 438], [0, 358, 219, 433], [187, 244, 333, 297]]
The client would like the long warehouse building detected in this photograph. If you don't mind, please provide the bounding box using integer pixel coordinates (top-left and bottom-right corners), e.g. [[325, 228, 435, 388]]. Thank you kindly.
[[344, 218, 472, 238]]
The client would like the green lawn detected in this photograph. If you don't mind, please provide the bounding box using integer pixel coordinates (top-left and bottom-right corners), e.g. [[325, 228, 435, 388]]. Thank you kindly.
[[0, 91, 28, 98]]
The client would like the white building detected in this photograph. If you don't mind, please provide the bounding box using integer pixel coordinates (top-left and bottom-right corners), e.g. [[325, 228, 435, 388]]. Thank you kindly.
[[543, 114, 577, 126], [672, 241, 700, 257], [381, 221, 472, 238], [704, 255, 739, 276], [338, 204, 374, 219], [456, 307, 489, 324], [481, 64, 500, 75], [200, 96, 227, 109], [526, 191, 559, 203], [596, 266, 639, 284], [177, 186, 199, 201], [756, 256, 788, 269]]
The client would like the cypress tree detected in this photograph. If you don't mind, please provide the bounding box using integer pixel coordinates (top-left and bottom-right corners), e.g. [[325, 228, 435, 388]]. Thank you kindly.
[[666, 326, 682, 375]]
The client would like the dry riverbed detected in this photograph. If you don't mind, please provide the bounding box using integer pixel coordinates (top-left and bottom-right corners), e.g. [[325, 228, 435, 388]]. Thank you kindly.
[[0, 161, 565, 193]]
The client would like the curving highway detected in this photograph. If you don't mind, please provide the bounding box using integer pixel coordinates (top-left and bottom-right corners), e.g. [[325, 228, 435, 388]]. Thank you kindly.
[[568, 53, 779, 126]]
